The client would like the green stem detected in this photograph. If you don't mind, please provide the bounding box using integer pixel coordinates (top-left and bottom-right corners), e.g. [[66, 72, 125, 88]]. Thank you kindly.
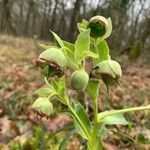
[[92, 100, 98, 140], [98, 105, 150, 122], [44, 77, 52, 88], [87, 79, 102, 149], [91, 122, 99, 150], [89, 98, 102, 150], [47, 93, 57, 100]]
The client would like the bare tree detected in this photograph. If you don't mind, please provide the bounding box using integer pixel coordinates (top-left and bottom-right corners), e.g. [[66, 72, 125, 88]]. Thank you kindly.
[[0, 0, 149, 53], [68, 0, 83, 41], [0, 0, 13, 31]]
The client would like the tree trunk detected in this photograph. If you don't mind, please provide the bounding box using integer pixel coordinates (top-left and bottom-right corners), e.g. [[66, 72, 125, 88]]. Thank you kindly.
[[68, 0, 83, 41]]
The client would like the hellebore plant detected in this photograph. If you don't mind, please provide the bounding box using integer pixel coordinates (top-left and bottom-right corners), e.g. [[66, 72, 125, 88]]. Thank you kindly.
[[33, 16, 150, 150]]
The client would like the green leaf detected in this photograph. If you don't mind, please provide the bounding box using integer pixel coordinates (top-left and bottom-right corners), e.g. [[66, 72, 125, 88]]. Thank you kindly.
[[39, 43, 52, 50], [75, 29, 90, 53], [61, 47, 79, 69], [75, 29, 90, 63], [77, 23, 86, 33], [77, 19, 88, 33], [98, 105, 150, 123], [63, 40, 75, 52], [51, 31, 64, 48], [94, 40, 110, 65], [86, 80, 99, 102], [98, 111, 129, 125], [78, 23, 86, 29], [82, 51, 99, 58], [51, 76, 69, 105], [51, 79, 59, 91], [58, 76, 67, 97], [82, 19, 89, 26], [103, 114, 128, 125], [35, 87, 53, 97], [74, 103, 91, 139], [52, 76, 66, 92], [57, 76, 66, 95]]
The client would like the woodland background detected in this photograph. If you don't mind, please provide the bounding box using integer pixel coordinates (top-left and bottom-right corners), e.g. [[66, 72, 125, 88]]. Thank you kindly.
[[0, 0, 150, 53]]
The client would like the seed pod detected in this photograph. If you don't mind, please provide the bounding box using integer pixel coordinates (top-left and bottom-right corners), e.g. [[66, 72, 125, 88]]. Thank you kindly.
[[36, 48, 67, 77], [32, 97, 53, 116], [92, 60, 122, 89], [87, 16, 109, 38], [71, 69, 89, 90]]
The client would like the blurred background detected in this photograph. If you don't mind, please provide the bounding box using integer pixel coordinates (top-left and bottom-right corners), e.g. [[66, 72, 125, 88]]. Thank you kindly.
[[0, 0, 150, 53], [0, 0, 150, 149]]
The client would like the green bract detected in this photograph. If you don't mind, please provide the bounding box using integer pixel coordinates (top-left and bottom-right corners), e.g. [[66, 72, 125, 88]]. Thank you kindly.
[[71, 70, 89, 90], [87, 16, 109, 38], [32, 97, 53, 116], [39, 48, 67, 67], [36, 48, 67, 77], [93, 60, 122, 87]]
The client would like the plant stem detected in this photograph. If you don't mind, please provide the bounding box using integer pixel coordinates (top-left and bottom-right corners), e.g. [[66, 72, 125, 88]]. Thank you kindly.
[[87, 78, 102, 149], [44, 77, 52, 88], [89, 98, 102, 150], [91, 122, 99, 150], [92, 100, 98, 140]]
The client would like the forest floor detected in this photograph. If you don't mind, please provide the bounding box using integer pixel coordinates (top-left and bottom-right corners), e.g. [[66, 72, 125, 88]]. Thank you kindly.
[[0, 34, 150, 150]]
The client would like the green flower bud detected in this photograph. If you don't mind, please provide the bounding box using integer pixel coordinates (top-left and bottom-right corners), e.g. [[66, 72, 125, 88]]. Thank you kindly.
[[87, 16, 109, 38], [93, 60, 122, 88], [32, 97, 53, 116], [71, 69, 89, 90], [36, 48, 67, 77]]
